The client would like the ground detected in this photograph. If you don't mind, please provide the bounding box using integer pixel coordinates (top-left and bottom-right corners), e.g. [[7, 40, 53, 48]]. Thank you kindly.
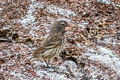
[[0, 0, 120, 80]]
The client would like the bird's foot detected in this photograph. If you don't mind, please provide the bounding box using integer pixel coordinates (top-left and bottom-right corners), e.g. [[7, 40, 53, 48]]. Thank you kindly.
[[44, 64, 59, 69]]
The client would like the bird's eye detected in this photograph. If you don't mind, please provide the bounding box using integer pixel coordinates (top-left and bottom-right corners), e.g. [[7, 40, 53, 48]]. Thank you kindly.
[[60, 22, 65, 26]]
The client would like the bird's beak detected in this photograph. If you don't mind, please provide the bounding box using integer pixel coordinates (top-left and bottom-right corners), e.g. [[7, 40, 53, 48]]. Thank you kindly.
[[65, 24, 72, 31]]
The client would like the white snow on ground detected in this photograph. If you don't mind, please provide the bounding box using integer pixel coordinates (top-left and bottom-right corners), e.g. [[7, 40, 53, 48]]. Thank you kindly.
[[84, 46, 120, 76]]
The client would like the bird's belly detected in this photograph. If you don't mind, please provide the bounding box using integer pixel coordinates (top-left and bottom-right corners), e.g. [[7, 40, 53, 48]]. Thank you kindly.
[[41, 43, 65, 60], [55, 43, 65, 57]]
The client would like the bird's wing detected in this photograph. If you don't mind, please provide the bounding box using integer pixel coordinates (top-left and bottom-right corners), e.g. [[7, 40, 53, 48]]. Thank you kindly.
[[33, 35, 62, 57], [42, 35, 62, 48]]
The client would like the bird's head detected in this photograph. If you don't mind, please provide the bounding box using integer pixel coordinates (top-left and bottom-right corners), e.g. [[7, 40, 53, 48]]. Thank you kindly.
[[50, 20, 71, 35]]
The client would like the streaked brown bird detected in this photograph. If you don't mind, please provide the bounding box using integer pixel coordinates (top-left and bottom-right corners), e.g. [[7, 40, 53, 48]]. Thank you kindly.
[[31, 20, 70, 67]]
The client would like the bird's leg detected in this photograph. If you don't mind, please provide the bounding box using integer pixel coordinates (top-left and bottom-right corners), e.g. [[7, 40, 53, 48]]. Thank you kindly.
[[45, 58, 51, 68], [45, 59, 56, 68], [44, 59, 50, 68]]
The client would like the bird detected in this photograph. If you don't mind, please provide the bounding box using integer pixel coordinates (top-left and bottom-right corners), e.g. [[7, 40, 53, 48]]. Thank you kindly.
[[31, 20, 70, 67]]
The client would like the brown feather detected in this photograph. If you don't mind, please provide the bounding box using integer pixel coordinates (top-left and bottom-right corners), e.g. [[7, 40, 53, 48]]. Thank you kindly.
[[32, 20, 68, 65]]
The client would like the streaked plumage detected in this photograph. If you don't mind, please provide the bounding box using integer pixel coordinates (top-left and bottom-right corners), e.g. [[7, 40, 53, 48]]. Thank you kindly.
[[32, 20, 69, 66]]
